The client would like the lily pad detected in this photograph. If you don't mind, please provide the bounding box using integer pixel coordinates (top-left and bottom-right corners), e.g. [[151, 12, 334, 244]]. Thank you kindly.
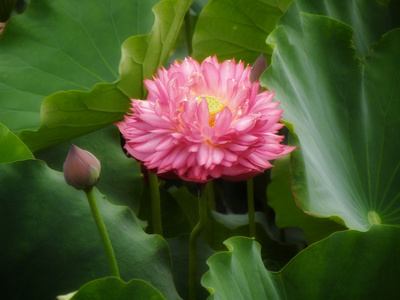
[[267, 154, 347, 243], [202, 226, 400, 299], [192, 0, 293, 63], [0, 122, 34, 163], [71, 277, 166, 300], [18, 0, 193, 152], [0, 0, 158, 133], [264, 0, 400, 230]]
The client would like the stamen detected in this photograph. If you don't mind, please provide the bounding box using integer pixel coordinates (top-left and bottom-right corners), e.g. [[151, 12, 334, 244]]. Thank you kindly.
[[196, 95, 225, 126]]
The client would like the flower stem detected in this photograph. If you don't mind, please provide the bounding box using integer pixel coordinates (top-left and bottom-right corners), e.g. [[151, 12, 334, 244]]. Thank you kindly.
[[85, 187, 120, 278], [148, 171, 163, 236], [206, 180, 216, 211], [247, 178, 256, 238], [189, 182, 210, 300]]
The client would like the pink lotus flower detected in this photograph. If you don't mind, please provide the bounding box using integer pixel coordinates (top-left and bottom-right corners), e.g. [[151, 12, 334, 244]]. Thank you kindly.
[[116, 56, 295, 183]]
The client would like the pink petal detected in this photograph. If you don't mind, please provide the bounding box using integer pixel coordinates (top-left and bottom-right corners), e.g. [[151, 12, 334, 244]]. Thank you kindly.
[[233, 115, 255, 131], [212, 148, 225, 165], [202, 61, 220, 93], [196, 99, 210, 127], [214, 107, 233, 135], [134, 136, 165, 153], [229, 143, 249, 152], [139, 113, 170, 129], [180, 58, 201, 78], [172, 148, 190, 169], [155, 136, 175, 151], [196, 143, 210, 166], [210, 165, 223, 178]]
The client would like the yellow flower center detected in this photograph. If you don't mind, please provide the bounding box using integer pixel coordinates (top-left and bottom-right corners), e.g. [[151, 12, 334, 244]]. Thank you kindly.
[[197, 95, 224, 126]]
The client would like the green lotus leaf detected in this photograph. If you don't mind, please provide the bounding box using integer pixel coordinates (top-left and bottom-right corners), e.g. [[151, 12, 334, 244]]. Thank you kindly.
[[192, 0, 293, 64], [0, 0, 158, 133], [268, 154, 347, 244], [263, 0, 400, 230], [277, 0, 394, 58], [0, 122, 34, 163], [117, 0, 194, 98], [202, 226, 400, 299], [71, 277, 166, 300], [18, 82, 130, 153], [202, 236, 284, 299], [17, 0, 193, 152]]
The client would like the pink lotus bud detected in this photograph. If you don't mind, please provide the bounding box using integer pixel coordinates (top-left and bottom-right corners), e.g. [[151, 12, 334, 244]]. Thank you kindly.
[[250, 52, 267, 83], [63, 144, 101, 190], [0, 23, 5, 36]]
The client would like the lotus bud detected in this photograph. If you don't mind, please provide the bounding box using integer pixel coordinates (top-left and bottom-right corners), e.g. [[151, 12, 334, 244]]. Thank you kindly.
[[250, 52, 267, 83], [63, 144, 101, 191], [0, 22, 5, 36]]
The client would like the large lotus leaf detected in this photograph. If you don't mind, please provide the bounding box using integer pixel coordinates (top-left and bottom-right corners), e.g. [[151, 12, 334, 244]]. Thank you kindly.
[[279, 225, 400, 298], [268, 154, 347, 244], [191, 0, 292, 64], [117, 0, 194, 98], [202, 225, 400, 299], [18, 82, 130, 152], [278, 0, 395, 58], [0, 160, 180, 300], [201, 236, 284, 299], [163, 0, 209, 65], [191, 0, 293, 64], [34, 125, 143, 211], [0, 122, 34, 163], [0, 0, 158, 133], [19, 0, 193, 152], [17, 0, 193, 153], [71, 278, 165, 300], [263, 1, 400, 230]]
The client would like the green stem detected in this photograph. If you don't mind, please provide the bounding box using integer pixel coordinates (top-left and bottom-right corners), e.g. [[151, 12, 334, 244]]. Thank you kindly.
[[85, 188, 120, 278], [148, 171, 163, 236], [247, 178, 256, 238], [189, 182, 210, 300], [206, 180, 216, 211]]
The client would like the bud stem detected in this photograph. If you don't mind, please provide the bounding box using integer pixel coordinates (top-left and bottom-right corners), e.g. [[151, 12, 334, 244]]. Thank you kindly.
[[189, 182, 210, 300], [247, 178, 256, 238], [85, 187, 120, 278], [148, 172, 163, 236]]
